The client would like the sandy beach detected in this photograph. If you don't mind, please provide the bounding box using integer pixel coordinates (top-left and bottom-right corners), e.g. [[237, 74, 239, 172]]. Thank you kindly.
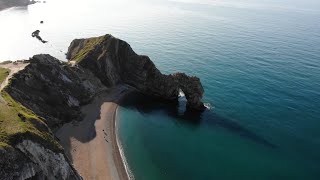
[[56, 87, 129, 180]]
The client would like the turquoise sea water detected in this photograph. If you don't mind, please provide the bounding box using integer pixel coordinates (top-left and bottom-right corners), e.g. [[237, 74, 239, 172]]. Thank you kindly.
[[116, 1, 320, 179], [1, 0, 320, 179]]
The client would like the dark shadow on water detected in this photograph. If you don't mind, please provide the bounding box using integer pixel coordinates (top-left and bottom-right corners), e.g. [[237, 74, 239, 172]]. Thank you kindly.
[[57, 87, 276, 163], [119, 91, 277, 148]]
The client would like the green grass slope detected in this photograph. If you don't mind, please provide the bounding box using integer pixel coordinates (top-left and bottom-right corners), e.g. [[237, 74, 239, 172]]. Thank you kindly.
[[0, 70, 60, 151], [0, 67, 10, 84]]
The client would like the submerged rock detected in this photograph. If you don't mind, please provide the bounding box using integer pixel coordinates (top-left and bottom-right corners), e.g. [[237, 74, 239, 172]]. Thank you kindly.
[[67, 34, 206, 111]]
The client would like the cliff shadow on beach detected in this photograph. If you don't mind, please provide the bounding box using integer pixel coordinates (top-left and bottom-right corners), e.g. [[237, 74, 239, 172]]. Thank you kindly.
[[55, 86, 129, 163]]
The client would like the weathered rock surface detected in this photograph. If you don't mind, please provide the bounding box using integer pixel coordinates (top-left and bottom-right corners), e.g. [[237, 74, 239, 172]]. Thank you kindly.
[[0, 140, 80, 180], [5, 54, 107, 129], [0, 54, 99, 180], [16, 140, 78, 180], [67, 34, 206, 110], [0, 140, 81, 180]]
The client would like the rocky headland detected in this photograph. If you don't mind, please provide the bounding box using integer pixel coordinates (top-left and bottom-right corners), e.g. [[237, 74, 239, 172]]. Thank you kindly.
[[67, 34, 205, 111], [0, 34, 205, 179]]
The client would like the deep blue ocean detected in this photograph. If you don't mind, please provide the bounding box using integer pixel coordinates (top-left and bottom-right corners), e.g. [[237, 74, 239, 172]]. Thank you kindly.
[[1, 0, 320, 179]]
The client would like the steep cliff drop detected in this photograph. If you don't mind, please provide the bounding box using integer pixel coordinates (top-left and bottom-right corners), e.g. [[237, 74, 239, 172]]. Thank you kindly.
[[67, 34, 206, 111], [0, 57, 84, 180]]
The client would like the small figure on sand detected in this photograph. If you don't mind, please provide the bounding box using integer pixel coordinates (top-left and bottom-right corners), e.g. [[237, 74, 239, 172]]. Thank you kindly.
[[103, 129, 109, 142], [31, 30, 48, 43], [104, 136, 109, 142]]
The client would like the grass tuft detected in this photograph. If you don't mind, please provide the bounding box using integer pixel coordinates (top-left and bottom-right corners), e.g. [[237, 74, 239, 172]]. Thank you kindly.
[[0, 67, 10, 84]]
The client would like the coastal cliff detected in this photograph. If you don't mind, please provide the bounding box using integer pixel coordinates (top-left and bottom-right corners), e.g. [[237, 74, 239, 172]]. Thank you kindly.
[[0, 0, 35, 11], [0, 55, 103, 179], [0, 35, 205, 179], [0, 140, 80, 180], [5, 54, 107, 129], [67, 34, 205, 110]]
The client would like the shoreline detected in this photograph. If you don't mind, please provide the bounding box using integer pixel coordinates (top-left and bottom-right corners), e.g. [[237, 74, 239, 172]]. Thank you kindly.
[[114, 106, 135, 180], [56, 86, 131, 180], [112, 104, 133, 180]]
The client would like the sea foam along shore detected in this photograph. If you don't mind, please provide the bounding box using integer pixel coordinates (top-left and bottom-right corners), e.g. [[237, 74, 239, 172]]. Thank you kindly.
[[56, 86, 132, 180]]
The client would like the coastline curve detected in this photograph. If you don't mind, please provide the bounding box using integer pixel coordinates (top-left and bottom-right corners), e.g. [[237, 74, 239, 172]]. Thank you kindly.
[[114, 108, 134, 180]]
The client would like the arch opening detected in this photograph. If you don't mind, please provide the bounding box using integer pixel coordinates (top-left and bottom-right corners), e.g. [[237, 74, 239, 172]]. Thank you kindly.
[[178, 88, 187, 115]]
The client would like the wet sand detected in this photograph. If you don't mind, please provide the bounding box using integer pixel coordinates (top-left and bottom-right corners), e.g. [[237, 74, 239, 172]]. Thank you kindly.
[[56, 87, 129, 180]]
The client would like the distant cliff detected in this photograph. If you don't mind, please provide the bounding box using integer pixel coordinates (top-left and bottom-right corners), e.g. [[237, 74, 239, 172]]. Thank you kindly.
[[67, 34, 206, 110], [0, 0, 35, 11]]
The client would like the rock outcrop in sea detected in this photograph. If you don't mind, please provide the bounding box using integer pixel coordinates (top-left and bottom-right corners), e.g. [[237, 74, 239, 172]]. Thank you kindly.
[[31, 30, 48, 43], [0, 34, 205, 179]]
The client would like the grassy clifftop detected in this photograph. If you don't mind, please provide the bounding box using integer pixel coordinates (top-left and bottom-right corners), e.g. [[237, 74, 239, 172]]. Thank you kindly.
[[0, 68, 60, 151], [0, 67, 10, 84], [0, 91, 60, 150], [67, 35, 108, 63]]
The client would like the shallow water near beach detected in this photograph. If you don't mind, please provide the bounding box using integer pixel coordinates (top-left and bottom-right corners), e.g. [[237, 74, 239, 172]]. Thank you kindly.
[[1, 0, 320, 179]]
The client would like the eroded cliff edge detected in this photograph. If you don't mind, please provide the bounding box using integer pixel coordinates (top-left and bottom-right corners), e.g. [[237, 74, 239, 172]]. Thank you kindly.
[[67, 34, 206, 111], [0, 55, 104, 179], [0, 55, 106, 179]]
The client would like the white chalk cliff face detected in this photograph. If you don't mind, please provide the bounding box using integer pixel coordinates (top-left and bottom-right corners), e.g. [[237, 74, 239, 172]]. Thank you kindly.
[[16, 140, 79, 180], [0, 140, 80, 180]]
